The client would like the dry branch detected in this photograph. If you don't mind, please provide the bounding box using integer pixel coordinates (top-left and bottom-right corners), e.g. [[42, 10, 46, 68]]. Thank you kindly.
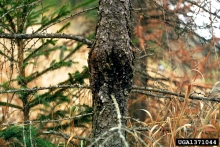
[[132, 86, 219, 102]]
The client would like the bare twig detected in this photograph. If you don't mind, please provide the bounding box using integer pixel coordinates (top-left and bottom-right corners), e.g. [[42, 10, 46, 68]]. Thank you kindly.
[[110, 94, 129, 147], [185, 0, 220, 19]]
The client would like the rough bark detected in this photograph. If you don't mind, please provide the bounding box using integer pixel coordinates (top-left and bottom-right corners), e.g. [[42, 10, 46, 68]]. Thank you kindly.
[[88, 0, 134, 146]]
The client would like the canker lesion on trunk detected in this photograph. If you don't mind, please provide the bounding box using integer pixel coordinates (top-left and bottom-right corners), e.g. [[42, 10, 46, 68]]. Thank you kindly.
[[88, 0, 134, 146]]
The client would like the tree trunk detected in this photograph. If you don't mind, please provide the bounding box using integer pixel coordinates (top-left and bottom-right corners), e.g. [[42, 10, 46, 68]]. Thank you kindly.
[[88, 0, 134, 146]]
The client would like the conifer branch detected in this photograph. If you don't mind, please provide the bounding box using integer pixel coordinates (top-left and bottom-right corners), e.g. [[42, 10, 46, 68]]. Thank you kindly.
[[0, 102, 23, 109], [0, 33, 92, 46], [0, 84, 90, 94]]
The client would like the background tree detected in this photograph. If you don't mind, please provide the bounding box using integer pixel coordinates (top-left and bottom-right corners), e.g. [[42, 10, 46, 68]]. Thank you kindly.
[[0, 0, 95, 146]]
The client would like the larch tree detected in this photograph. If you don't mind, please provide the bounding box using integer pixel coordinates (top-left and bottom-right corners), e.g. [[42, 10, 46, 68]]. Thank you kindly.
[[88, 0, 134, 146]]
